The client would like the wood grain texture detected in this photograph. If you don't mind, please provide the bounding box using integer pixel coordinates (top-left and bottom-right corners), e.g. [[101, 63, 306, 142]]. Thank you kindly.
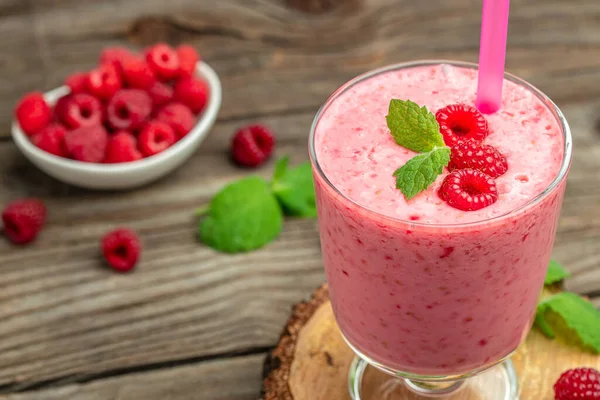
[[262, 285, 600, 400], [0, 354, 265, 400], [0, 0, 598, 397], [2, 0, 600, 136], [0, 111, 328, 392]]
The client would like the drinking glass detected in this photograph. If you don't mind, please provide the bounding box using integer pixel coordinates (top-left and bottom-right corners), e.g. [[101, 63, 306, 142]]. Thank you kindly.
[[308, 61, 572, 399]]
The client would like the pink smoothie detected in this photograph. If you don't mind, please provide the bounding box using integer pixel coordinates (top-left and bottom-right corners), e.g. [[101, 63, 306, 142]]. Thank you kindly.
[[311, 62, 569, 376]]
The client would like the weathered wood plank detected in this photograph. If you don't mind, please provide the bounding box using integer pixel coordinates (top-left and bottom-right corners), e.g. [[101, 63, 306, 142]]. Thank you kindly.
[[0, 354, 265, 400], [0, 0, 598, 395], [1, 0, 600, 137], [0, 100, 598, 390], [554, 103, 600, 296], [0, 111, 324, 391]]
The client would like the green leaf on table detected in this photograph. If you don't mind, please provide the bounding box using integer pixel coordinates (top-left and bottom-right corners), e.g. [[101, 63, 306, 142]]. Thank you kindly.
[[394, 146, 450, 200], [273, 156, 289, 182], [271, 156, 317, 218], [534, 292, 600, 354], [198, 176, 283, 253], [386, 99, 445, 153], [545, 259, 571, 285]]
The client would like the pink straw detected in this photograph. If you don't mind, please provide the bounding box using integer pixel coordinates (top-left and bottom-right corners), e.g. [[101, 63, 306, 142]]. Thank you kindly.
[[476, 0, 511, 114]]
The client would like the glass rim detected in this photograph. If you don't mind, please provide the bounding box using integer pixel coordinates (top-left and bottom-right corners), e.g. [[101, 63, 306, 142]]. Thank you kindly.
[[308, 60, 573, 229]]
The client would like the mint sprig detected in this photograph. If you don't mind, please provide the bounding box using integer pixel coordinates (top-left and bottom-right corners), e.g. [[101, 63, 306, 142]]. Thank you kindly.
[[272, 157, 317, 218], [534, 259, 600, 354], [387, 99, 445, 152], [545, 259, 571, 285], [393, 147, 450, 200], [535, 292, 600, 354], [386, 99, 450, 199], [198, 177, 283, 253], [197, 157, 316, 253]]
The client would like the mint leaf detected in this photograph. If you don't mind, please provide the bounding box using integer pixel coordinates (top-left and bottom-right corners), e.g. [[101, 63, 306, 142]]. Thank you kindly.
[[394, 146, 450, 200], [199, 176, 283, 253], [273, 156, 289, 182], [272, 157, 317, 218], [545, 260, 571, 285], [386, 99, 445, 153], [534, 292, 600, 354], [385, 100, 451, 200]]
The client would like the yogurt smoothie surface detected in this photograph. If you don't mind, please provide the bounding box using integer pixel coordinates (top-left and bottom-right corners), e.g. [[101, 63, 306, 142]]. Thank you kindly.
[[312, 63, 567, 375]]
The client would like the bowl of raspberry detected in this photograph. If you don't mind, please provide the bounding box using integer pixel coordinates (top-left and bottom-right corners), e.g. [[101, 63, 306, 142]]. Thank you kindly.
[[11, 44, 221, 190]]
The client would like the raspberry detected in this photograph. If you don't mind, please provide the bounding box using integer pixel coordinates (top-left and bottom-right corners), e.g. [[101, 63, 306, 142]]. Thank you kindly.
[[438, 169, 498, 211], [104, 131, 142, 163], [176, 44, 200, 78], [146, 43, 180, 81], [55, 94, 103, 129], [554, 368, 600, 400], [231, 124, 275, 167], [138, 121, 177, 157], [122, 57, 156, 90], [101, 228, 141, 272], [106, 89, 152, 131], [148, 82, 174, 112], [155, 102, 195, 139], [173, 76, 209, 114], [450, 139, 508, 178], [65, 72, 89, 94], [99, 47, 136, 74], [86, 64, 122, 101], [65, 125, 109, 163], [53, 96, 69, 121], [436, 104, 489, 146], [2, 198, 46, 245], [32, 123, 67, 157], [15, 92, 52, 136]]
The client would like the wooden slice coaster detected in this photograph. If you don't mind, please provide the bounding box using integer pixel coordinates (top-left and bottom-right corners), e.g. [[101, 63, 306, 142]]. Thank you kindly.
[[260, 284, 600, 400]]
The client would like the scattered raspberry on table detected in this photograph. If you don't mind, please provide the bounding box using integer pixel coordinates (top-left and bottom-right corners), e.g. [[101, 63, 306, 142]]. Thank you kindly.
[[554, 368, 600, 400], [231, 124, 276, 167], [2, 198, 47, 245], [101, 228, 141, 272]]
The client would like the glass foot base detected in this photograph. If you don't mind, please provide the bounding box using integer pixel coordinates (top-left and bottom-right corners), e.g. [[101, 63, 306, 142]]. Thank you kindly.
[[348, 357, 519, 399]]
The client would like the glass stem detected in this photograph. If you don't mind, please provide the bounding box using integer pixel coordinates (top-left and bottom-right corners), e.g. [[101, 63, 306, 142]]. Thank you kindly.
[[404, 379, 465, 398]]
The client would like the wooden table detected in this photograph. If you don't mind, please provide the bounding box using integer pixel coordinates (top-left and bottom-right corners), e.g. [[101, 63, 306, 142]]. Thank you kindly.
[[0, 0, 598, 399]]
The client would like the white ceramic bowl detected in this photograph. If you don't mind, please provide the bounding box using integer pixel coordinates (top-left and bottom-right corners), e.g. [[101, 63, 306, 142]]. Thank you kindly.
[[12, 62, 222, 190]]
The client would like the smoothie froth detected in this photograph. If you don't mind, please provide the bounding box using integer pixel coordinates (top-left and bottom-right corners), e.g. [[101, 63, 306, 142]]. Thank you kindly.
[[315, 64, 563, 224]]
